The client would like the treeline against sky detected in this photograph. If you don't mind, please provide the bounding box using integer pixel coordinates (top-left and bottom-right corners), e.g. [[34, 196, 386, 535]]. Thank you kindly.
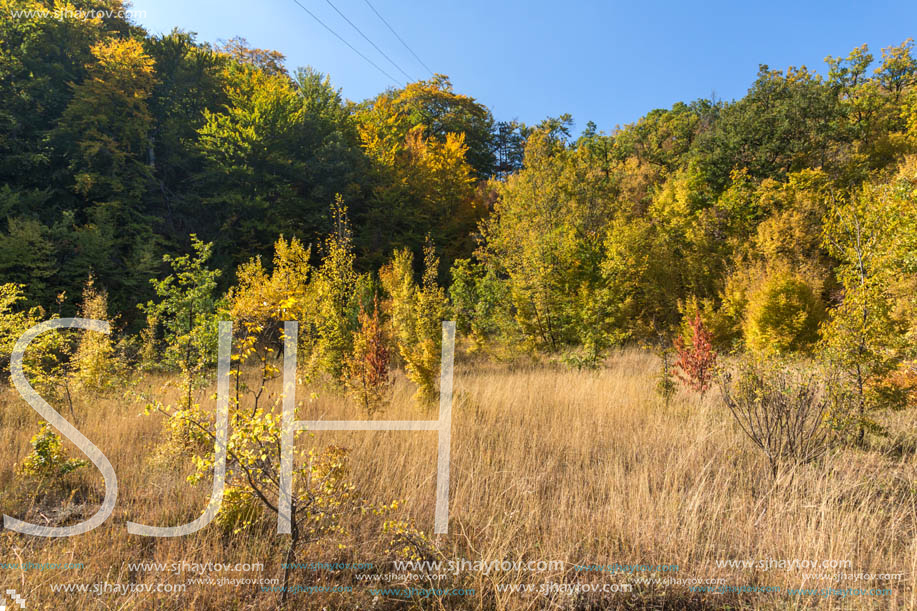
[[1, 0, 521, 318], [2, 0, 917, 374]]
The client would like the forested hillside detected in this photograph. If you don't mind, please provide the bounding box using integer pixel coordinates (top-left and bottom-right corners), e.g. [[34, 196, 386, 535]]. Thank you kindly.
[[4, 3, 917, 608], [2, 0, 917, 376], [1, 0, 512, 316]]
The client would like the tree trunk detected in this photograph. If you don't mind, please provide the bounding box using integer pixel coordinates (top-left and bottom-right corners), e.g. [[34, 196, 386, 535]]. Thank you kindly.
[[281, 503, 298, 606], [186, 303, 194, 409]]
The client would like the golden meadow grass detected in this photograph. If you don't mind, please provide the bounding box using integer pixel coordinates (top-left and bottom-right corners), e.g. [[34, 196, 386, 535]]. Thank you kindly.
[[1, 349, 915, 610]]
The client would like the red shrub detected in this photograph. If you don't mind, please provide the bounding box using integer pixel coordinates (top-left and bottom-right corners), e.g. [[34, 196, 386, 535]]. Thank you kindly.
[[674, 314, 718, 395], [347, 297, 393, 415]]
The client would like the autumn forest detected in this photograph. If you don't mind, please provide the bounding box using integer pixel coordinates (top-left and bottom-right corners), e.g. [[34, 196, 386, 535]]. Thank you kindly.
[[2, 1, 917, 609]]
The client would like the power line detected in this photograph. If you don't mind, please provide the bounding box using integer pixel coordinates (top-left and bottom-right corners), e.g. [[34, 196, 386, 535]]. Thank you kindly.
[[361, 0, 434, 77], [323, 0, 415, 82], [289, 0, 401, 85]]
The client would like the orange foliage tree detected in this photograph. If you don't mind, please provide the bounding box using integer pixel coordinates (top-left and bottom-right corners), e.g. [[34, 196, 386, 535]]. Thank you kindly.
[[674, 313, 718, 395]]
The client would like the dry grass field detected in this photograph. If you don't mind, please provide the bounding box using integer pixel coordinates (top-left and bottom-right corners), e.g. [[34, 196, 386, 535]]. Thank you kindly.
[[1, 349, 915, 610]]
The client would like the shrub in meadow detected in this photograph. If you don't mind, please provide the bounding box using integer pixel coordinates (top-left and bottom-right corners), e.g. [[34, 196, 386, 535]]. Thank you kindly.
[[18, 422, 88, 478], [718, 359, 834, 480], [346, 297, 392, 415], [674, 313, 718, 395]]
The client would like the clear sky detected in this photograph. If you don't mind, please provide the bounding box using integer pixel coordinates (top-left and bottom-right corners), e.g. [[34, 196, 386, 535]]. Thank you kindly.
[[130, 0, 917, 134]]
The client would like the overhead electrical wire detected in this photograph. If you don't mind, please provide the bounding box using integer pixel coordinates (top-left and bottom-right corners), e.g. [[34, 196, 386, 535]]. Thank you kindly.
[[361, 0, 435, 77], [289, 0, 401, 85], [323, 0, 415, 82]]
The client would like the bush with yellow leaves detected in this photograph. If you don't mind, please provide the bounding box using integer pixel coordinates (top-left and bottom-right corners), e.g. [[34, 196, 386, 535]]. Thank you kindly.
[[226, 236, 312, 412], [744, 266, 826, 356], [165, 391, 361, 602], [18, 422, 88, 478], [0, 283, 79, 419]]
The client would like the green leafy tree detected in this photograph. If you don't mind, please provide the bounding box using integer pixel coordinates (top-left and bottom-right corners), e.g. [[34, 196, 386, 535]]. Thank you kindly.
[[144, 30, 228, 242], [0, 216, 58, 306], [0, 0, 115, 187], [449, 258, 517, 357], [695, 65, 839, 189], [54, 36, 160, 311], [195, 58, 365, 273], [478, 129, 611, 354], [140, 236, 222, 405]]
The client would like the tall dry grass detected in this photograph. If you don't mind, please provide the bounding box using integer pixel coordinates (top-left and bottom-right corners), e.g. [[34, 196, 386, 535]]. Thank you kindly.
[[0, 349, 915, 609]]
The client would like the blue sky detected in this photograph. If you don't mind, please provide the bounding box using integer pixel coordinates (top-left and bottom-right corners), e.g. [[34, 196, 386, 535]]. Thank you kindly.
[[131, 0, 917, 134]]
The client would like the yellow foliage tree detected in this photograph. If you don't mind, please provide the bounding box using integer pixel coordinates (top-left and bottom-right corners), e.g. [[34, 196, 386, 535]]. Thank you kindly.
[[743, 267, 826, 355], [356, 77, 482, 266], [63, 36, 156, 200], [227, 235, 312, 407], [308, 199, 362, 383], [380, 240, 447, 405], [70, 274, 118, 393]]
